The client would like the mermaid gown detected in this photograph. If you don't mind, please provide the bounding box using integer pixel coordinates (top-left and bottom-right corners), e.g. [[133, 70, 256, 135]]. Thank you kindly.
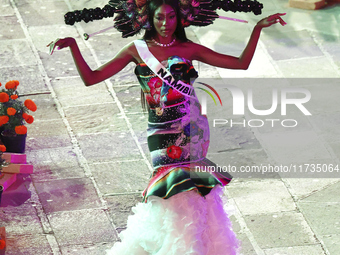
[[107, 54, 240, 255]]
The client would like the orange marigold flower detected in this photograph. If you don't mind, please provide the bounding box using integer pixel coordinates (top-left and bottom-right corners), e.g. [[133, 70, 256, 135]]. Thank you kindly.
[[0, 116, 9, 126], [0, 145, 6, 152], [24, 99, 37, 112], [0, 82, 2, 87], [7, 107, 17, 116], [15, 125, 27, 135], [22, 112, 29, 120], [0, 92, 9, 103], [26, 115, 34, 124], [11, 94, 18, 100], [5, 80, 16, 90], [0, 239, 6, 249]]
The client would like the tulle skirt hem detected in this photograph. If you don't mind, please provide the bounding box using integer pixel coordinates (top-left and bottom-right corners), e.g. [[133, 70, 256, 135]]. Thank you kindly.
[[107, 185, 240, 255]]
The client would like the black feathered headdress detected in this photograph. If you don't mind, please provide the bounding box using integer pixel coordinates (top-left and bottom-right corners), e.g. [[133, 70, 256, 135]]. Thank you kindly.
[[64, 0, 263, 38]]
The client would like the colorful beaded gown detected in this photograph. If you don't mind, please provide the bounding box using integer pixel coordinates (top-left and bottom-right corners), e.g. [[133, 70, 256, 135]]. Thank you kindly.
[[107, 43, 240, 255]]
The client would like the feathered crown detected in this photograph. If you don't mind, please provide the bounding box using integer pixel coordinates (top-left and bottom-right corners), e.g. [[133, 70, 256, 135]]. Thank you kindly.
[[64, 0, 263, 38]]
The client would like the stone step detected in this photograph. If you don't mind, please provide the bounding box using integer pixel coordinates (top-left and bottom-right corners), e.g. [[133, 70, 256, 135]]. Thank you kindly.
[[1, 164, 33, 174], [3, 153, 27, 164], [0, 173, 17, 192]]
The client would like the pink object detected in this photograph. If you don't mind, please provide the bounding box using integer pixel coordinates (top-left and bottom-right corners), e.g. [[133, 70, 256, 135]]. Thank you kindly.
[[3, 153, 27, 164], [219, 16, 248, 23], [1, 164, 33, 174], [0, 173, 17, 191]]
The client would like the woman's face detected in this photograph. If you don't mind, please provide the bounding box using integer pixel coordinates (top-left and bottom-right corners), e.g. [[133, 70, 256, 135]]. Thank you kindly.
[[153, 4, 177, 38]]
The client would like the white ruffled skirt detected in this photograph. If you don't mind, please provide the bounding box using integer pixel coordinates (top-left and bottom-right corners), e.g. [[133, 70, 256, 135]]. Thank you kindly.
[[107, 185, 240, 255]]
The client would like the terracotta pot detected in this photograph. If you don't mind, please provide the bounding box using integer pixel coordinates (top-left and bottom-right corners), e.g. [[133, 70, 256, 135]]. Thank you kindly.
[[0, 131, 27, 153]]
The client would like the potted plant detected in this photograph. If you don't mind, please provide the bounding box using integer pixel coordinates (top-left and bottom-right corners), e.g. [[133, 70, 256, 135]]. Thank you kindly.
[[0, 80, 37, 153]]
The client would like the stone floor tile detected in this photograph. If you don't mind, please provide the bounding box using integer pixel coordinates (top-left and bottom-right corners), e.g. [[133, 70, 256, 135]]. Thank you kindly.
[[0, 201, 44, 235], [56, 89, 115, 109], [261, 29, 324, 61], [209, 123, 263, 153], [217, 47, 280, 78], [51, 75, 107, 92], [259, 131, 332, 164], [298, 202, 340, 236], [108, 63, 140, 85], [328, 142, 340, 161], [296, 79, 340, 116], [27, 146, 85, 181], [39, 48, 98, 79], [17, 1, 68, 26], [23, 94, 61, 121], [0, 16, 25, 40], [263, 244, 325, 255], [77, 132, 143, 163], [322, 234, 340, 255], [64, 103, 123, 135], [236, 232, 257, 255], [227, 180, 296, 215], [28, 24, 80, 54], [207, 148, 277, 180], [0, 66, 48, 94], [244, 212, 317, 249], [115, 85, 145, 114], [301, 181, 340, 203], [4, 234, 53, 255], [87, 33, 136, 64], [90, 160, 151, 194], [0, 0, 15, 16], [48, 209, 117, 246], [310, 111, 340, 144], [276, 57, 339, 78], [60, 242, 114, 255], [26, 118, 72, 150], [105, 193, 144, 231], [0, 39, 37, 68], [283, 178, 339, 199], [34, 177, 102, 213]]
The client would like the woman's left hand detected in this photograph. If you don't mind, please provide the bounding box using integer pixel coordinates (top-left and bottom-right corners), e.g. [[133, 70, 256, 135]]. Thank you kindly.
[[256, 13, 287, 28]]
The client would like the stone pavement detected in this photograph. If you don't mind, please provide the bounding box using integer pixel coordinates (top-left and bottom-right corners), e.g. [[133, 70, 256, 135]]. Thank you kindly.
[[0, 0, 339, 254]]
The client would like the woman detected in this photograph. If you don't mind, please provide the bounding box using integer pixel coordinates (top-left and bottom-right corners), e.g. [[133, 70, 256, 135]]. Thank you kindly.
[[49, 0, 285, 254]]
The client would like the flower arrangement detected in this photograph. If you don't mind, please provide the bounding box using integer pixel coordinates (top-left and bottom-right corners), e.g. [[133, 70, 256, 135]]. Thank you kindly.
[[0, 80, 37, 136]]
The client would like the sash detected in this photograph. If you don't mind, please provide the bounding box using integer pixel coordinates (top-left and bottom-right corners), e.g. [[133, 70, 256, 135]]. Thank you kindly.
[[134, 40, 196, 98]]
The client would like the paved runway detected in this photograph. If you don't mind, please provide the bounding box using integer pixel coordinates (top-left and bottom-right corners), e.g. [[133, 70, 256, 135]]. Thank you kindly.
[[0, 0, 339, 254]]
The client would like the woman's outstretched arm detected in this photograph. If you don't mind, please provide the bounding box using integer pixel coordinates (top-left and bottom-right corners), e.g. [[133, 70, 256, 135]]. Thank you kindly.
[[192, 13, 286, 70], [48, 38, 135, 86]]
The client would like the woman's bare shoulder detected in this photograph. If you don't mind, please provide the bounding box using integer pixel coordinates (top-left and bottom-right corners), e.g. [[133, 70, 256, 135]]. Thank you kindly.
[[122, 41, 140, 64]]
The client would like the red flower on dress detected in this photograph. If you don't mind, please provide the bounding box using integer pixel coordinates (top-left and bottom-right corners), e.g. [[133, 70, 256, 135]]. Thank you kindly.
[[167, 145, 182, 159], [145, 77, 163, 106]]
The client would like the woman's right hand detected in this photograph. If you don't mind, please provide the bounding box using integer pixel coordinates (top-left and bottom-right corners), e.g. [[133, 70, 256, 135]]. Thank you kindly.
[[47, 37, 76, 55]]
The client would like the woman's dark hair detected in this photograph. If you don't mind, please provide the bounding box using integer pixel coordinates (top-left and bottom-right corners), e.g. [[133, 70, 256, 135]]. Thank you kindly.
[[143, 0, 188, 42]]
